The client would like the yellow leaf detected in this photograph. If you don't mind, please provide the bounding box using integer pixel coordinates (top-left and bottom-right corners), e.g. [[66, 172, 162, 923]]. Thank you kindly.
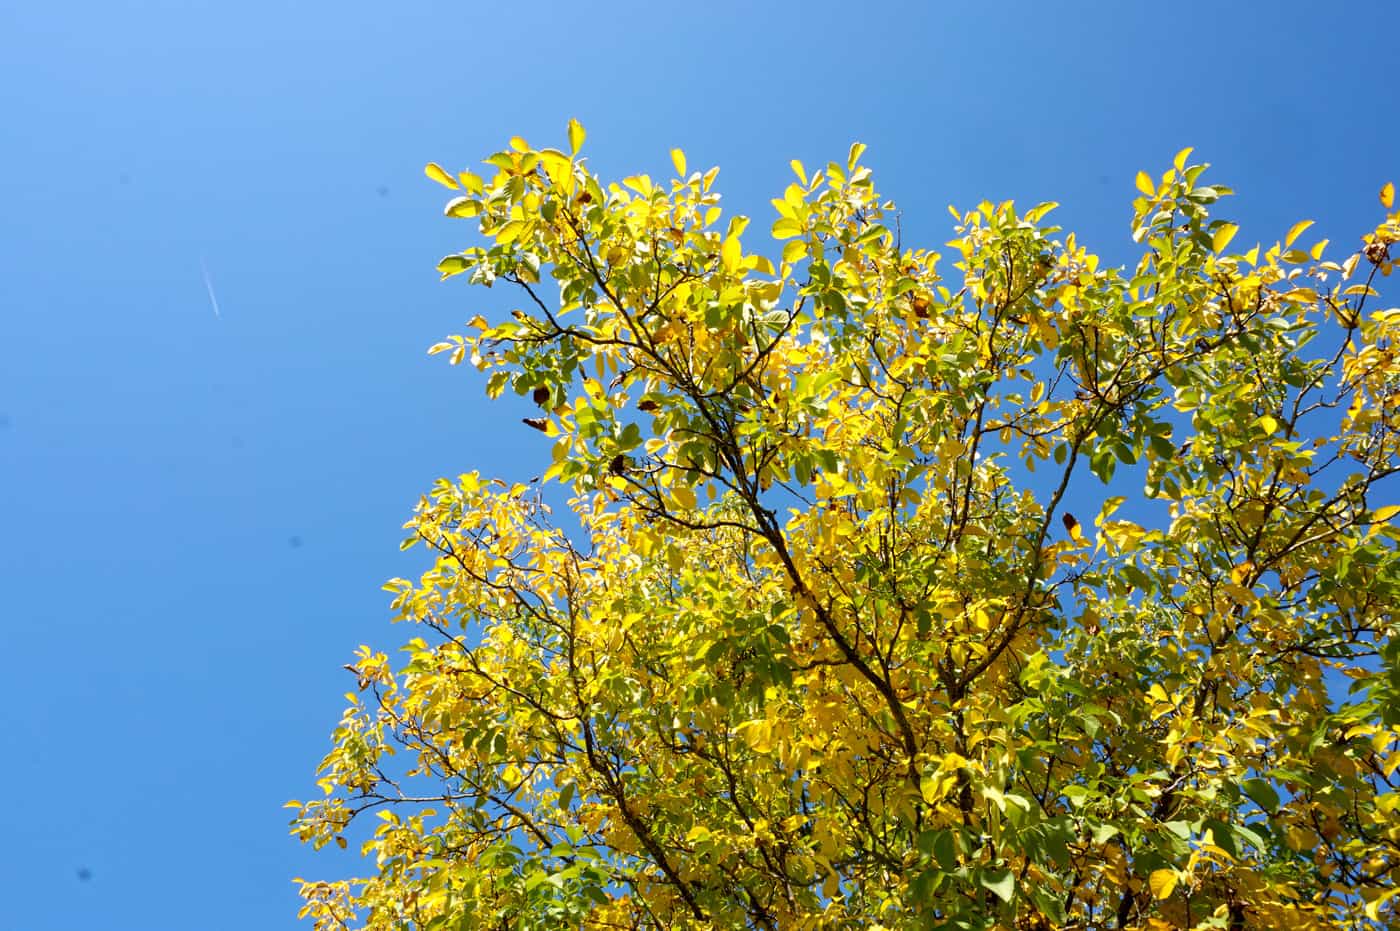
[[1366, 887, 1400, 922], [496, 220, 528, 245], [1284, 219, 1313, 248], [919, 772, 947, 804], [1173, 147, 1193, 173], [538, 150, 572, 186], [1148, 868, 1178, 900], [1095, 496, 1126, 526], [1257, 414, 1279, 436], [567, 118, 586, 155], [443, 196, 479, 218], [1103, 520, 1145, 551], [670, 148, 687, 177], [721, 235, 742, 273], [847, 142, 867, 170], [1382, 181, 1395, 210], [790, 159, 807, 185], [1212, 223, 1239, 253], [1135, 171, 1155, 196], [1373, 505, 1400, 524], [671, 483, 697, 510], [424, 163, 459, 190], [772, 217, 803, 240]]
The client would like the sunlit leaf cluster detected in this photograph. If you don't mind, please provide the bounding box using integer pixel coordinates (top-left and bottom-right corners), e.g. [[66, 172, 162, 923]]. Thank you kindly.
[[291, 122, 1400, 930]]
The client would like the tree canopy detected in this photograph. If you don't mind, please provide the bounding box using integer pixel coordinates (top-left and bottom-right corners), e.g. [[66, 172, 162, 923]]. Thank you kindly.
[[291, 122, 1400, 930]]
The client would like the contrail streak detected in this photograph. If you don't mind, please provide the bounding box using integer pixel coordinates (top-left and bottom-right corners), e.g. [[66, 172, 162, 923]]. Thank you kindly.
[[200, 255, 222, 319]]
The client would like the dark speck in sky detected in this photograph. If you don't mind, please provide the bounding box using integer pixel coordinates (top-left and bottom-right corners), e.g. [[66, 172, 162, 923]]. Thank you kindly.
[[288, 535, 303, 549], [376, 185, 389, 198], [77, 867, 92, 882], [0, 414, 10, 430]]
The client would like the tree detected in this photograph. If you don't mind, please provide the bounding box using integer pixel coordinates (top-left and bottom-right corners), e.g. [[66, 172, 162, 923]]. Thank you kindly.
[[290, 121, 1400, 930]]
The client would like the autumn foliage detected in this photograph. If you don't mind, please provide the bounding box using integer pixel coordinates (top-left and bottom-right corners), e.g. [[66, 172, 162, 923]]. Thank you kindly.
[[291, 123, 1400, 930]]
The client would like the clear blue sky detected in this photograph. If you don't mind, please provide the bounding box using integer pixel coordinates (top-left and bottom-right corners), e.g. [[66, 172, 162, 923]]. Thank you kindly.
[[1, 2, 1394, 929]]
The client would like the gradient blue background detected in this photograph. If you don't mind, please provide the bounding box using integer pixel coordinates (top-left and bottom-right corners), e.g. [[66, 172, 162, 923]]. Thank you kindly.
[[1, 2, 1395, 929]]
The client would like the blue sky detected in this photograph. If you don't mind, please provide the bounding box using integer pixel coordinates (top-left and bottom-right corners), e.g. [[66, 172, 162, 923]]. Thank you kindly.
[[0, 2, 1395, 929]]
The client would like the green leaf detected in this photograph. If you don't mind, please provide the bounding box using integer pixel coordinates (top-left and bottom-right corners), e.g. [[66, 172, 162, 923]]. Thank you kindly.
[[1230, 821, 1267, 853], [1089, 446, 1117, 482], [934, 830, 958, 871], [979, 868, 1015, 903], [1090, 823, 1119, 845], [618, 422, 642, 452], [1203, 819, 1237, 858], [1241, 777, 1280, 813], [918, 829, 958, 871]]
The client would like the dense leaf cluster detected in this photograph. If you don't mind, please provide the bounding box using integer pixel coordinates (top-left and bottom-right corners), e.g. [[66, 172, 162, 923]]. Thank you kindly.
[[291, 125, 1400, 930]]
